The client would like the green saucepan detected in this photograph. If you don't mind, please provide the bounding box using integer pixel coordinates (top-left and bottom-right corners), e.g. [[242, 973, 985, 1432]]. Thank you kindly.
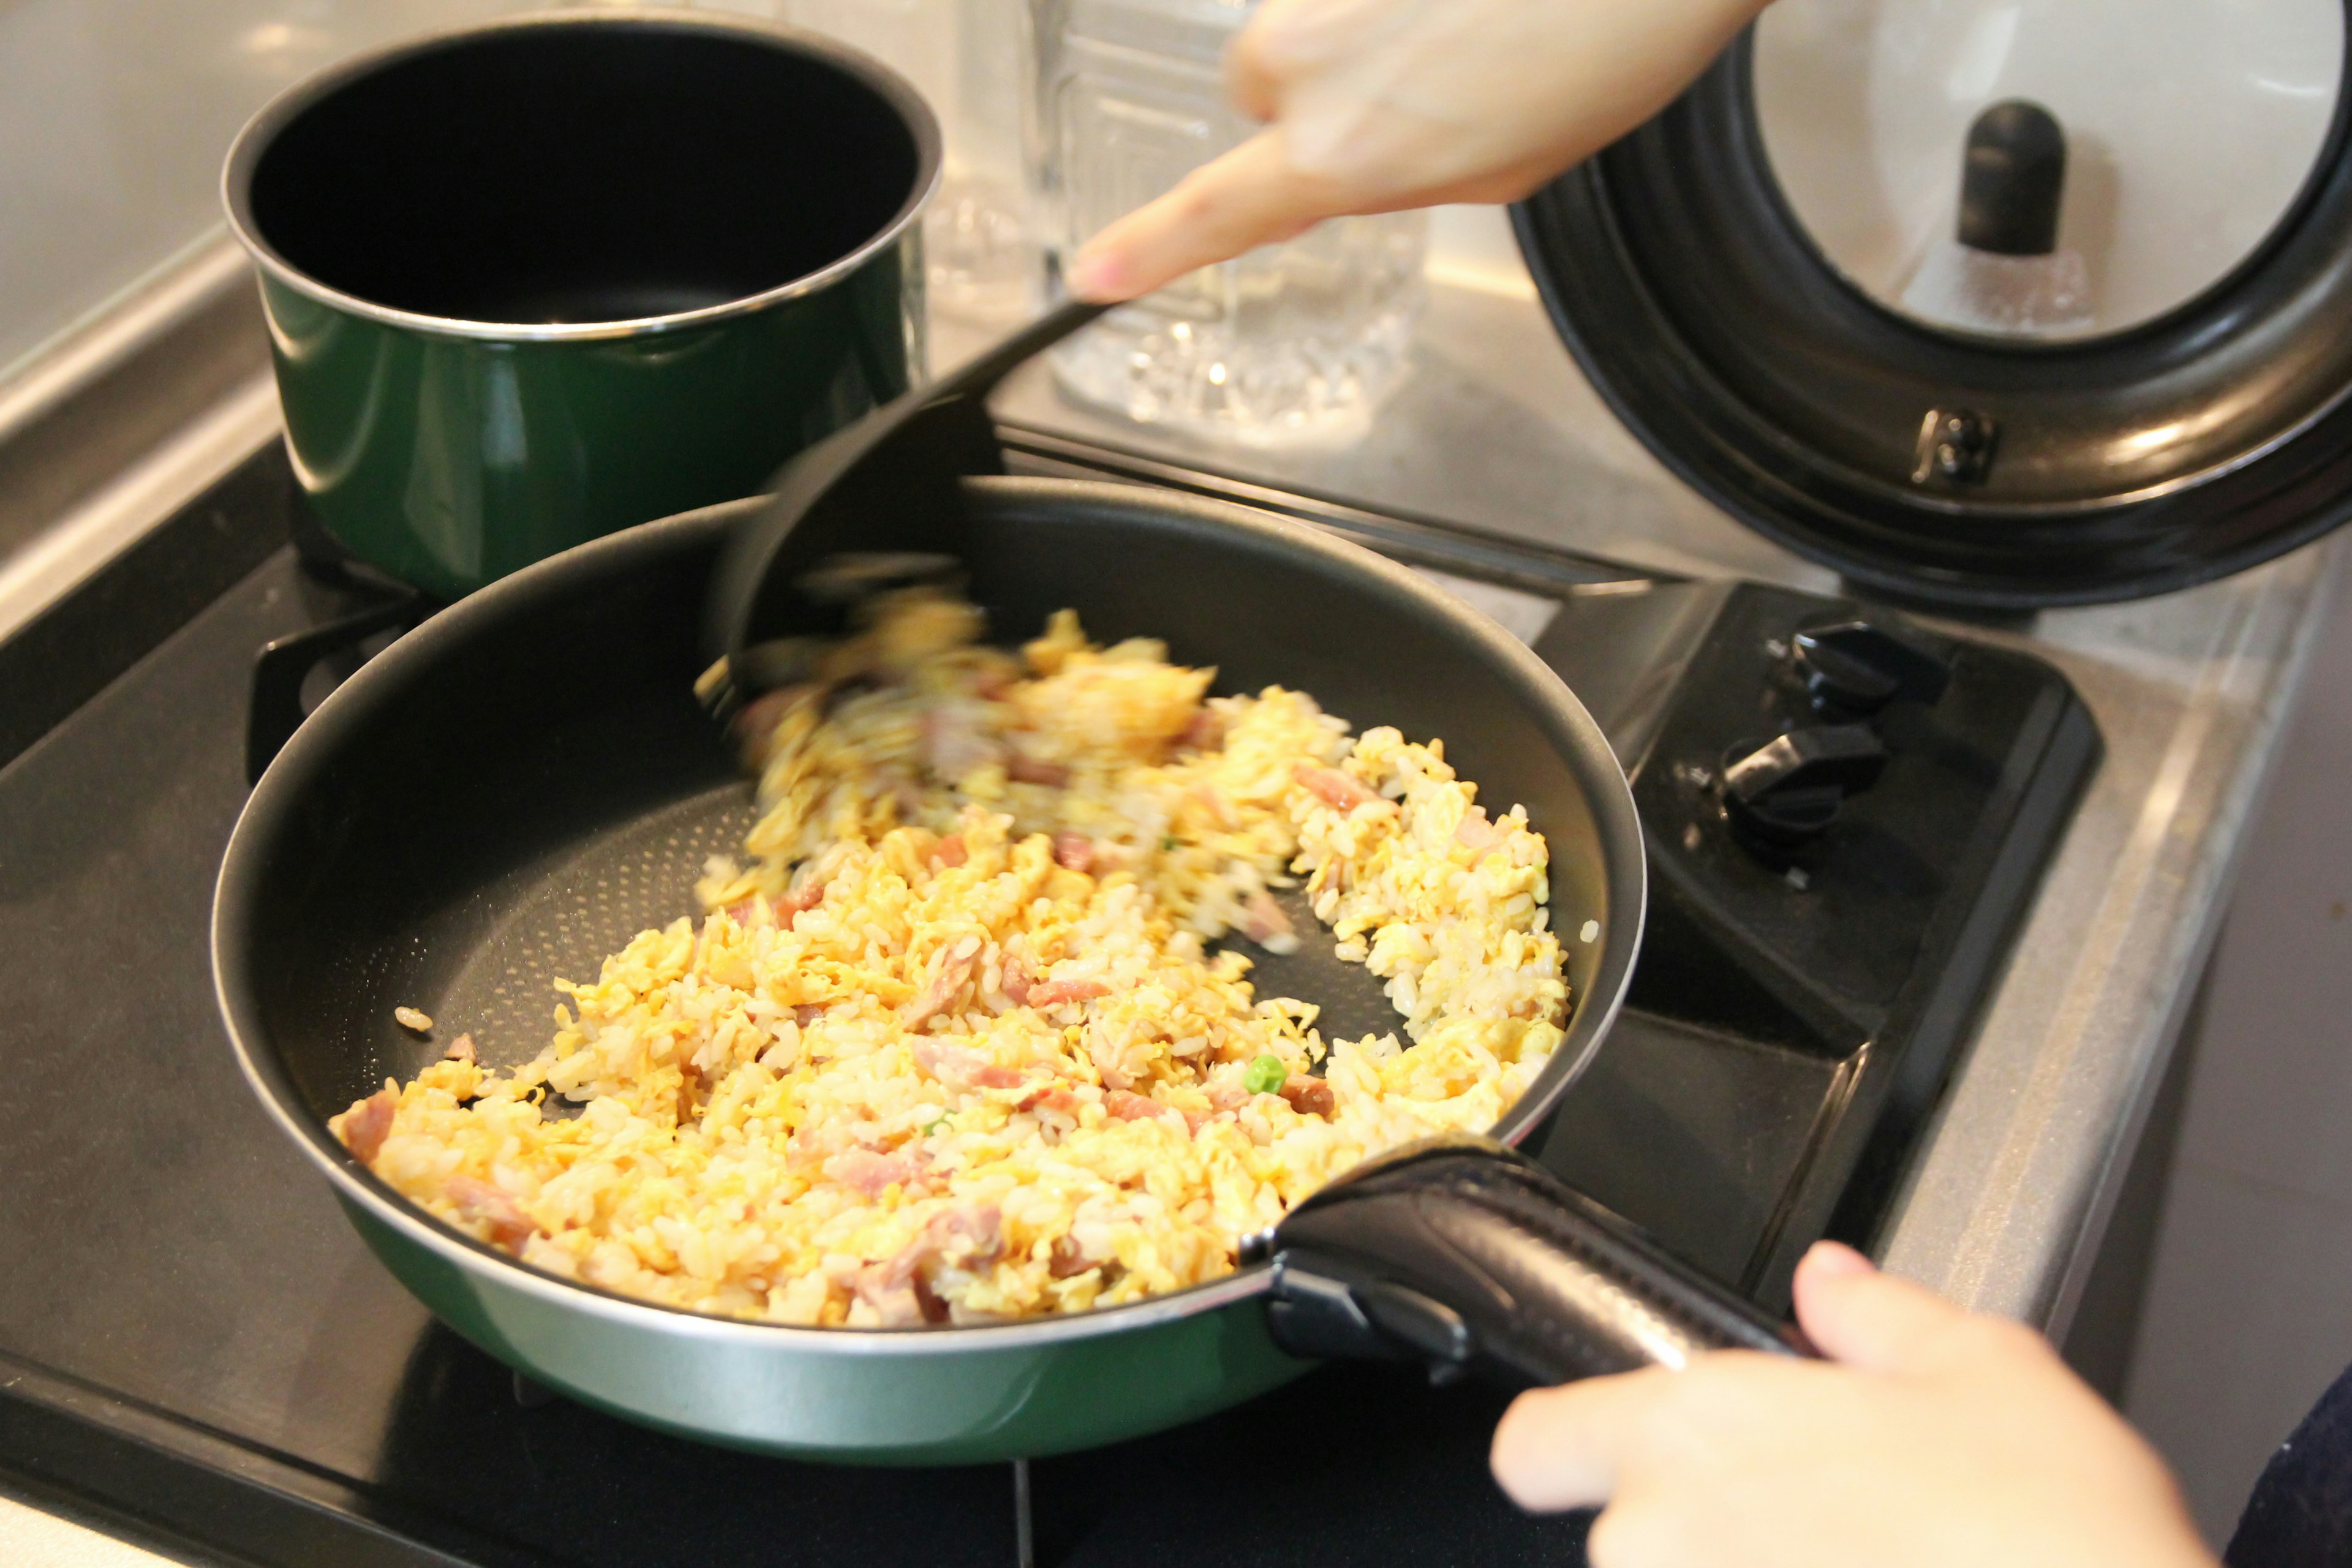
[[221, 9, 939, 601]]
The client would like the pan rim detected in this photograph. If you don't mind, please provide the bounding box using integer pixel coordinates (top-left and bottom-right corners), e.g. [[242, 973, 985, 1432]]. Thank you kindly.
[[213, 480, 1646, 1355]]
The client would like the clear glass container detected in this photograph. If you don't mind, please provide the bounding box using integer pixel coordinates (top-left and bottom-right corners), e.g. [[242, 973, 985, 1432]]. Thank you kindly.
[[1038, 0, 1425, 447]]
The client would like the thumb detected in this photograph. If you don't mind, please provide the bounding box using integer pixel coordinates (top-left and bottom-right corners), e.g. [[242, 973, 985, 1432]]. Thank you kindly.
[[1790, 1241, 1977, 1374]]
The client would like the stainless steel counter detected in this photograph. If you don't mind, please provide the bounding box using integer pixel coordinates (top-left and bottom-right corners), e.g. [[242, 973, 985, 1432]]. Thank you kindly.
[[981, 276, 2346, 1338]]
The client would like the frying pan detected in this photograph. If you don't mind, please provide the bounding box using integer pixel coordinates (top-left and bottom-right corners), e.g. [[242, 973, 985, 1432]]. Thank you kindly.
[[214, 378, 1809, 1470]]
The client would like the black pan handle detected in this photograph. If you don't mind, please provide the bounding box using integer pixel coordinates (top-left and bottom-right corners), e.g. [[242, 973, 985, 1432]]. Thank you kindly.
[[1261, 1136, 1815, 1385]]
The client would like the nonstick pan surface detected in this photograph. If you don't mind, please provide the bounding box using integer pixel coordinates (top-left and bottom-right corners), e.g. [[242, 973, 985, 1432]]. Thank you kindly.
[[213, 478, 1647, 1461]]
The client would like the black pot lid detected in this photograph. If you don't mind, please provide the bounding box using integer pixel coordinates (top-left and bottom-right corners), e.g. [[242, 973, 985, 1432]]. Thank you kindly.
[[1512, 9, 2352, 609]]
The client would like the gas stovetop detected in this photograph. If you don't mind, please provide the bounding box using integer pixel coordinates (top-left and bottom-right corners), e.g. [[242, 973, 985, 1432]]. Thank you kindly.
[[0, 434, 2095, 1568]]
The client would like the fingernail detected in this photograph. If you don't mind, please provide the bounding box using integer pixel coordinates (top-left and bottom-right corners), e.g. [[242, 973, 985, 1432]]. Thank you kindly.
[[1803, 1240, 1874, 1279], [1067, 249, 1121, 302]]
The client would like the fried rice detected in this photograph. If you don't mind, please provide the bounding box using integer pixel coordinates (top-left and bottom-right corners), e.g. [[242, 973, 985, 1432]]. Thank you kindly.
[[330, 590, 1572, 1326]]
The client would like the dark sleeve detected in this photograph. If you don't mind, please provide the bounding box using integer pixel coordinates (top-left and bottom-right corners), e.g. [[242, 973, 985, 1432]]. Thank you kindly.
[[2227, 1361, 2352, 1568]]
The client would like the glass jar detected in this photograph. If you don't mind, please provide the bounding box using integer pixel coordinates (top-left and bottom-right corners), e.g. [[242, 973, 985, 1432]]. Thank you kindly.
[[1037, 0, 1426, 445]]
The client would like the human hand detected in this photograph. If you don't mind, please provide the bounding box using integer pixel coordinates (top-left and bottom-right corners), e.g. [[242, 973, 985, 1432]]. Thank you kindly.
[[1066, 0, 1773, 301], [1488, 1242, 2218, 1568]]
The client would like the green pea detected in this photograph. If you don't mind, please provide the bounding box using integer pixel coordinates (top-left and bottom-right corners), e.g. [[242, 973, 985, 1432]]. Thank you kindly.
[[1243, 1054, 1287, 1095]]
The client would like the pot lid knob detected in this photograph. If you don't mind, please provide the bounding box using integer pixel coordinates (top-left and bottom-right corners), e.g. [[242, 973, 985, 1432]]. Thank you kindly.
[[1959, 99, 2067, 257], [1790, 620, 1953, 717], [1720, 725, 1890, 850]]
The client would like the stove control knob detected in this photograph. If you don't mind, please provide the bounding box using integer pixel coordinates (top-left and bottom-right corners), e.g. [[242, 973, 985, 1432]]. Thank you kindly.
[[1720, 725, 1890, 850], [1790, 620, 1951, 716]]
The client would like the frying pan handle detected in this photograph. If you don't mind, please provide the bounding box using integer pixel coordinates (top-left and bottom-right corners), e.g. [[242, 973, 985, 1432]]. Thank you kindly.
[[1263, 1137, 1814, 1385]]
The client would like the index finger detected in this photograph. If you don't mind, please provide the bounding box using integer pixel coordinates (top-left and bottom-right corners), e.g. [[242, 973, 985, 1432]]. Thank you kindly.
[[1489, 1369, 1676, 1515], [1066, 131, 1338, 301]]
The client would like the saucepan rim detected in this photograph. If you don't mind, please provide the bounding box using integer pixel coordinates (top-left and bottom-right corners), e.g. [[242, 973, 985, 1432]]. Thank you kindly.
[[219, 7, 943, 345]]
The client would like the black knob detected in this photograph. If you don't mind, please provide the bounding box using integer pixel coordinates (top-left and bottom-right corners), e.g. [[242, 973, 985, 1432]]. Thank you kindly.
[[1791, 620, 1951, 717], [1720, 725, 1889, 850], [1959, 99, 2067, 257]]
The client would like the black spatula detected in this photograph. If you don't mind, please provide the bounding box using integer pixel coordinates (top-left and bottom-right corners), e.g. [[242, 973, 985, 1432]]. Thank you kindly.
[[699, 299, 1110, 720]]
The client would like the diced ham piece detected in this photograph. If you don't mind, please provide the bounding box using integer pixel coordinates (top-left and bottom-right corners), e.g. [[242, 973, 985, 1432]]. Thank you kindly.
[[1106, 1090, 1168, 1123], [1003, 748, 1071, 787], [858, 1205, 1005, 1324], [1189, 785, 1237, 830], [827, 1146, 924, 1197], [1053, 833, 1097, 873], [854, 1263, 931, 1327], [1242, 889, 1299, 954], [1178, 707, 1226, 753], [1294, 763, 1379, 811], [338, 1088, 398, 1164], [1025, 978, 1111, 1009], [442, 1033, 477, 1065], [729, 683, 817, 755], [729, 686, 796, 742], [913, 1038, 1028, 1090], [1206, 1081, 1250, 1114], [999, 956, 1032, 1008], [1455, 805, 1501, 856], [777, 878, 826, 924], [918, 1204, 1004, 1270], [1016, 1085, 1080, 1118], [447, 1175, 540, 1252], [786, 1123, 844, 1172], [900, 954, 977, 1032], [918, 704, 1000, 780], [1280, 1075, 1336, 1118], [1047, 1237, 1099, 1278], [930, 833, 968, 869]]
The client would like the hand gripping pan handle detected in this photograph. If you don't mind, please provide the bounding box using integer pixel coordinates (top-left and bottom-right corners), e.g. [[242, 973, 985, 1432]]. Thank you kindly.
[[1261, 1137, 1815, 1385]]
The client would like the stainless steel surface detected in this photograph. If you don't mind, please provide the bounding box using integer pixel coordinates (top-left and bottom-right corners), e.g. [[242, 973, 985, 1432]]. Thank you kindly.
[[0, 235, 281, 646], [994, 271, 2345, 1332], [1885, 551, 2340, 1332]]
